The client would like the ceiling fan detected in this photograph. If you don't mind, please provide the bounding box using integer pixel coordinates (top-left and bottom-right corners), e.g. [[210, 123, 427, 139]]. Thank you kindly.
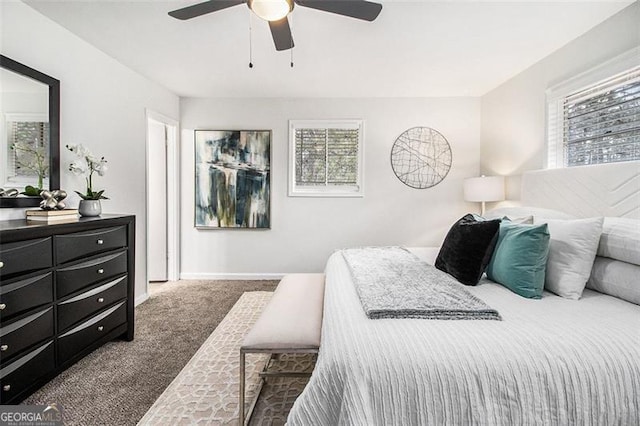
[[168, 0, 383, 51]]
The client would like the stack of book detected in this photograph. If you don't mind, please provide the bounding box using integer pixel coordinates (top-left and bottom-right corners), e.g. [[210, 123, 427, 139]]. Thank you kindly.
[[26, 209, 79, 223]]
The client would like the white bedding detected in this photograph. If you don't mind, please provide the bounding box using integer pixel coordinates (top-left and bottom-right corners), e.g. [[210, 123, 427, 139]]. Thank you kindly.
[[287, 252, 640, 425]]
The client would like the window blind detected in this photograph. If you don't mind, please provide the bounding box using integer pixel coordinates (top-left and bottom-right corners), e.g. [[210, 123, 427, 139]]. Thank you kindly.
[[10, 121, 49, 177], [295, 128, 326, 185], [562, 65, 640, 167], [295, 127, 359, 186]]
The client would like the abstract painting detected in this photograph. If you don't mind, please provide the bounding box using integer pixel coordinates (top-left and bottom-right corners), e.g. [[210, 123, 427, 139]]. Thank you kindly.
[[195, 130, 271, 228]]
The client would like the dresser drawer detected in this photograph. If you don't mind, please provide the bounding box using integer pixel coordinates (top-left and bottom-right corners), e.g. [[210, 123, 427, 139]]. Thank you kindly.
[[0, 307, 54, 363], [58, 301, 126, 364], [0, 273, 53, 321], [58, 276, 128, 332], [0, 238, 52, 278], [0, 341, 55, 404], [56, 250, 128, 298], [56, 226, 127, 264]]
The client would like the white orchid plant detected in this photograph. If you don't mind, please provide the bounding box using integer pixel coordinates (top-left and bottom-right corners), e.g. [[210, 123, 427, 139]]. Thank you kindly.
[[66, 144, 109, 200], [11, 141, 49, 196]]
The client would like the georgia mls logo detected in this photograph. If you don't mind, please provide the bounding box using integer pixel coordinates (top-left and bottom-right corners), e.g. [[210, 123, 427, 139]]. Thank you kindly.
[[42, 403, 62, 422], [0, 403, 64, 425]]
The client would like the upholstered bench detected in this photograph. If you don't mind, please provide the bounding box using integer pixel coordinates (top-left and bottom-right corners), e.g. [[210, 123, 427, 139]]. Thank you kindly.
[[239, 273, 325, 425]]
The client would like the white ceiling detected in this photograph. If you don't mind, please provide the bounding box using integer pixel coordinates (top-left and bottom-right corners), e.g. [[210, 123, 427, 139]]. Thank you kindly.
[[23, 0, 633, 98]]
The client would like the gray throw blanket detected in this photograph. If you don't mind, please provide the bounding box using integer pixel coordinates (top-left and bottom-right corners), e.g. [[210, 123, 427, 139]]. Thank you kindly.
[[341, 247, 501, 320]]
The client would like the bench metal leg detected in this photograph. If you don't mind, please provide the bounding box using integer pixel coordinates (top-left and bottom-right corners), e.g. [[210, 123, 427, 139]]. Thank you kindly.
[[239, 351, 245, 426], [240, 352, 269, 426], [239, 350, 317, 425]]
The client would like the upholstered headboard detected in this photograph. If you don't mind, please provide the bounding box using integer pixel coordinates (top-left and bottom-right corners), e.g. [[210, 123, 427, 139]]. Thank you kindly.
[[521, 161, 640, 219]]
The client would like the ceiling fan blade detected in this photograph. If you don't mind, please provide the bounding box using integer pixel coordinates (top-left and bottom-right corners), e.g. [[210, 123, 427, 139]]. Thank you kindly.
[[296, 0, 382, 22], [269, 17, 295, 51], [168, 0, 245, 20]]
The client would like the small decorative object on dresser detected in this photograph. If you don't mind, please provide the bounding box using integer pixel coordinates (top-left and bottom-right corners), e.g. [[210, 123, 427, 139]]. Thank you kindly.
[[0, 188, 18, 197], [66, 144, 108, 217], [78, 199, 102, 217], [39, 189, 68, 210], [26, 208, 79, 224], [0, 215, 135, 404]]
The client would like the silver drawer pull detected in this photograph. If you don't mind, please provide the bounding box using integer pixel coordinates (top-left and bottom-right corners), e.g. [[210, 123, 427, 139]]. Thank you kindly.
[[3, 385, 10, 392], [0, 303, 6, 310], [0, 261, 4, 268], [97, 297, 105, 303], [97, 325, 104, 331], [0, 345, 8, 351], [97, 239, 104, 245], [97, 269, 104, 274]]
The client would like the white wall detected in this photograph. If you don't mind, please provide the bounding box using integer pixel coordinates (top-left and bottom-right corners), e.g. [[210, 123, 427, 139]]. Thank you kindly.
[[180, 97, 481, 277], [1, 2, 180, 304], [480, 2, 639, 201]]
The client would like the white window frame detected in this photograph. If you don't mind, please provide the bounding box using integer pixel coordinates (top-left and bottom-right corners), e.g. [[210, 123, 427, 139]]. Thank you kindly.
[[545, 47, 640, 168], [288, 119, 365, 197]]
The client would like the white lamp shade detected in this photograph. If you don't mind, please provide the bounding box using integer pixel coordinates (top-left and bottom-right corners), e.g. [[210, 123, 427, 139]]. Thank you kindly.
[[463, 176, 505, 202]]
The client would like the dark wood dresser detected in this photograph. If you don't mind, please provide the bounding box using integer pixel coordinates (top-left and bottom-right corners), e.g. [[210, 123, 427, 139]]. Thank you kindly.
[[0, 214, 135, 404]]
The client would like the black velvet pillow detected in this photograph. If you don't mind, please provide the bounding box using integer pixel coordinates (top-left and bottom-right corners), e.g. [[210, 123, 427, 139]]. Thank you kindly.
[[435, 214, 501, 286]]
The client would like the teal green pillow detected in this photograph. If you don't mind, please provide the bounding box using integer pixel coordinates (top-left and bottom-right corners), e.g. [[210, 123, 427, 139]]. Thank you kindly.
[[486, 221, 550, 299]]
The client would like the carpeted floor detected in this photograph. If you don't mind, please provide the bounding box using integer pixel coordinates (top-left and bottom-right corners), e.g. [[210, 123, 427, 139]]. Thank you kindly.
[[25, 280, 278, 426]]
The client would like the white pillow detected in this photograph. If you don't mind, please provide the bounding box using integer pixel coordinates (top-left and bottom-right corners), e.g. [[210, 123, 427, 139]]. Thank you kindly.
[[503, 215, 534, 224], [587, 256, 640, 305], [534, 217, 603, 300], [485, 206, 575, 221], [597, 217, 640, 266]]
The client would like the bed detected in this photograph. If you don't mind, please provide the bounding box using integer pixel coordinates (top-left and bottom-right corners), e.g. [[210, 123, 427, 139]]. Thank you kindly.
[[287, 162, 640, 425]]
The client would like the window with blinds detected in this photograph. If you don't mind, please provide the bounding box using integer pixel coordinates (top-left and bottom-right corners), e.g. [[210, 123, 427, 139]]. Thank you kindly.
[[10, 121, 49, 177], [547, 61, 640, 168], [289, 120, 364, 197]]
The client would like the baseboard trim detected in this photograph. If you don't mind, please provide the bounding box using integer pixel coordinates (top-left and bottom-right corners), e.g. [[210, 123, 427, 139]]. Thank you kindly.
[[179, 273, 286, 280], [135, 292, 150, 306]]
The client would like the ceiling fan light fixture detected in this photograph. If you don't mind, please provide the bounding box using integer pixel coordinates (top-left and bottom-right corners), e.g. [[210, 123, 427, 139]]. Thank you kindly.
[[248, 0, 293, 22]]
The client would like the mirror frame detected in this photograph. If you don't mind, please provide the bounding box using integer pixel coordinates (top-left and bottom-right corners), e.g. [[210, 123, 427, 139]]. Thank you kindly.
[[0, 55, 60, 208]]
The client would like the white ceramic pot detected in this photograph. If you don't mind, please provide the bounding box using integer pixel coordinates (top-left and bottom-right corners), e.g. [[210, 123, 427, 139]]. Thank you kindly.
[[78, 199, 102, 217]]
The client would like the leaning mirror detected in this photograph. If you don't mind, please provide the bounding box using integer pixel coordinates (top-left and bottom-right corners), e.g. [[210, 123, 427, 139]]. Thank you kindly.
[[0, 55, 60, 208]]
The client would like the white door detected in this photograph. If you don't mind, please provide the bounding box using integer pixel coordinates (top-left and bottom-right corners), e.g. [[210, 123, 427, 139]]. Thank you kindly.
[[147, 118, 168, 282]]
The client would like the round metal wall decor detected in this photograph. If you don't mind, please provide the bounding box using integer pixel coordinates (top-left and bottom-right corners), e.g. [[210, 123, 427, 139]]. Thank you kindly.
[[390, 126, 452, 189]]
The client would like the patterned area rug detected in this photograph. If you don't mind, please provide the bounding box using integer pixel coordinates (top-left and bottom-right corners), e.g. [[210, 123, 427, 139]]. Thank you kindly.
[[138, 292, 316, 425]]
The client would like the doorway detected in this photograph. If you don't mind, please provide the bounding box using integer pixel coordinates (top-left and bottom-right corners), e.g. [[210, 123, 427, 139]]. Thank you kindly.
[[146, 110, 179, 284]]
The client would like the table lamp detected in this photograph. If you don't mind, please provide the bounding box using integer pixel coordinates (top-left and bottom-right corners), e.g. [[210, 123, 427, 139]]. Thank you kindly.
[[463, 175, 505, 216]]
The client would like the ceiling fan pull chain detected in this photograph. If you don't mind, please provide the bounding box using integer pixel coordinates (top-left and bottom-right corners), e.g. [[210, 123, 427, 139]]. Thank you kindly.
[[290, 14, 294, 68], [248, 10, 254, 68]]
